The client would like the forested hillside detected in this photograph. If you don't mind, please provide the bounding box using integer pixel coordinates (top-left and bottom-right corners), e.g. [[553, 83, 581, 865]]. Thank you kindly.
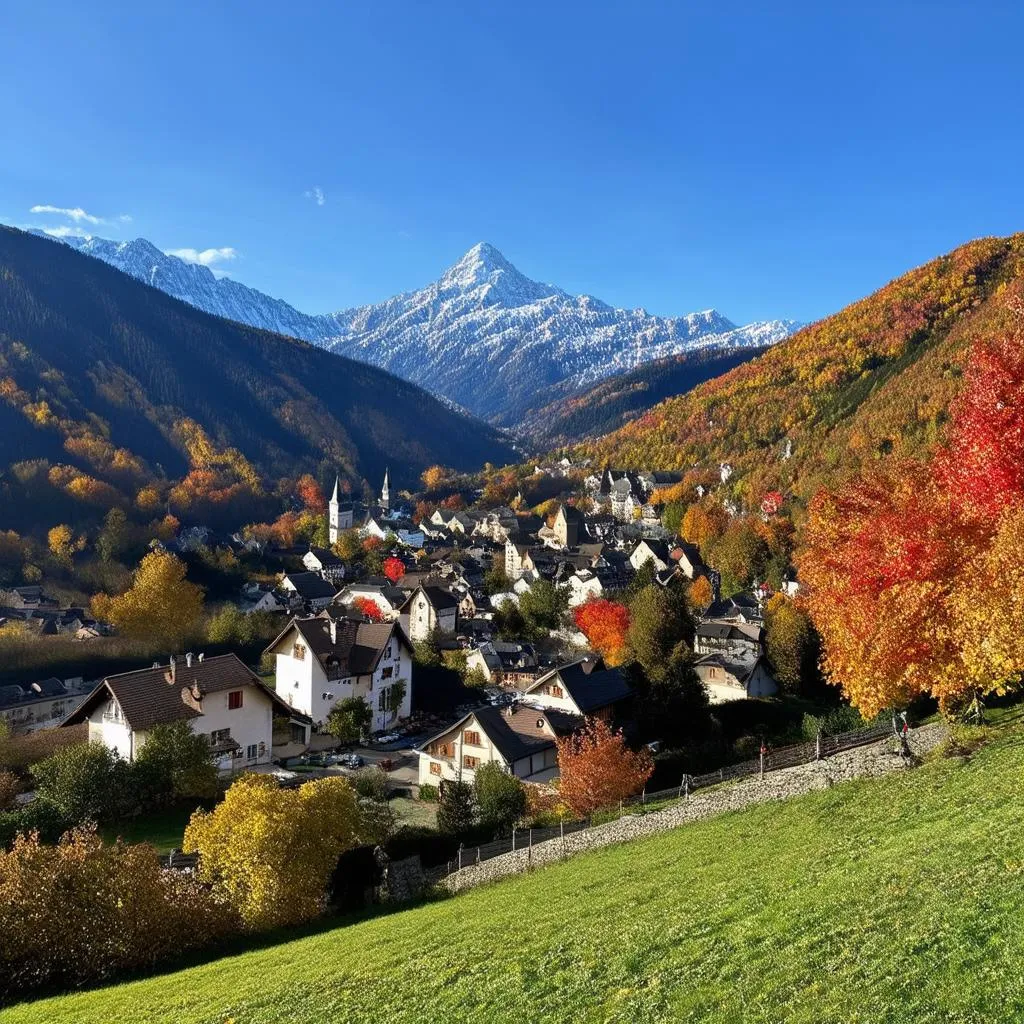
[[580, 235, 1024, 516], [0, 227, 515, 531], [519, 345, 769, 446]]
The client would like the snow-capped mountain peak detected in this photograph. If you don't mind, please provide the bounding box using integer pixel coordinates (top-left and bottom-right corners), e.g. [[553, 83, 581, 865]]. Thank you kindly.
[[32, 230, 801, 424]]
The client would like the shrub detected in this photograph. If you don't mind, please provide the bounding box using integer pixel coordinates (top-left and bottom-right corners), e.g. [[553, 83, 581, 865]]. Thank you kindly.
[[417, 783, 439, 803], [0, 771, 19, 812], [31, 742, 136, 825], [0, 799, 69, 851], [474, 762, 527, 837], [0, 826, 237, 1000]]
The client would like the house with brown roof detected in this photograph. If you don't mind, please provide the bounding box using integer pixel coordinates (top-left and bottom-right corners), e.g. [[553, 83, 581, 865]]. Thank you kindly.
[[265, 613, 413, 730], [416, 703, 582, 785], [61, 653, 310, 772]]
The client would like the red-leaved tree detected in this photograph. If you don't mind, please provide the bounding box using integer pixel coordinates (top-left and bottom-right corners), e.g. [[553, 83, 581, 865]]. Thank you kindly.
[[352, 598, 386, 623], [382, 557, 405, 584], [573, 599, 631, 666], [935, 336, 1024, 528], [555, 719, 653, 817]]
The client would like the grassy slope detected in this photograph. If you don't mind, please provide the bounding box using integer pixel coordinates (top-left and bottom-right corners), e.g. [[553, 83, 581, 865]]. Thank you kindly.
[[10, 721, 1024, 1024]]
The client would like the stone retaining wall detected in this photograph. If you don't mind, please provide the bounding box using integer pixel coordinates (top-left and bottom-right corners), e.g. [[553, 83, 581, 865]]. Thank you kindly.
[[438, 723, 947, 894]]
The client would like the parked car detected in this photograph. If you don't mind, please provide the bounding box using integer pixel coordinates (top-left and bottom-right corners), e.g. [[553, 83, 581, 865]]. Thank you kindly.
[[338, 753, 364, 769]]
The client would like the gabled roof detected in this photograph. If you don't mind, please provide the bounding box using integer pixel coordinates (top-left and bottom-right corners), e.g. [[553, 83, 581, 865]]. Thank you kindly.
[[420, 704, 582, 765], [632, 538, 671, 562], [524, 656, 634, 713], [61, 654, 296, 732], [399, 584, 459, 613], [305, 546, 343, 568], [694, 652, 766, 684], [282, 572, 338, 601], [265, 614, 411, 677]]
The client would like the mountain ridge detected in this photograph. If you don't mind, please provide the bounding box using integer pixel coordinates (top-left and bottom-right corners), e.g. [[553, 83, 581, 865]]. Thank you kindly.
[[34, 230, 799, 423]]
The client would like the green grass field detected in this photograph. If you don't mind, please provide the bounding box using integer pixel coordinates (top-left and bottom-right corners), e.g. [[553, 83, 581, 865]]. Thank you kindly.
[[9, 721, 1024, 1024]]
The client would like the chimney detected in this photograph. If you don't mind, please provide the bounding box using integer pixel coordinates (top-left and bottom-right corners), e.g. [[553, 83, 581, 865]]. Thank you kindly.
[[505, 704, 514, 718], [168, 655, 176, 682], [185, 652, 194, 668], [329, 617, 337, 644], [198, 652, 204, 663]]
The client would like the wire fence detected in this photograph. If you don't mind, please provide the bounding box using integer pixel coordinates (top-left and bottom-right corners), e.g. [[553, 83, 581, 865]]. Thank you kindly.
[[432, 719, 897, 879]]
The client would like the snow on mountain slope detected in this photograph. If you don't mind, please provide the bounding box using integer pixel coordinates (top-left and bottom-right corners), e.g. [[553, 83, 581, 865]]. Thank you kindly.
[[37, 233, 799, 423]]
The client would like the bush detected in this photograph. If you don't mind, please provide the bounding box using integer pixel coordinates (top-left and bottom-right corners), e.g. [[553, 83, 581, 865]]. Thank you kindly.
[[417, 783, 439, 803], [474, 762, 527, 837], [0, 799, 69, 851], [133, 721, 219, 806], [0, 771, 19, 812], [31, 742, 136, 825], [0, 826, 238, 1001]]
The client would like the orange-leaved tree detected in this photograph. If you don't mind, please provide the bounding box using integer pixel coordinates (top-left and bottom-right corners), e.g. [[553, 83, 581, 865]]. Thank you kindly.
[[555, 719, 653, 817], [573, 599, 631, 666], [800, 334, 1024, 716]]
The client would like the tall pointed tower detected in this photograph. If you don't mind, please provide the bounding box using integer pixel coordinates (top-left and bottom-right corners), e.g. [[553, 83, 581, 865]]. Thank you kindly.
[[328, 475, 341, 545], [380, 468, 390, 512]]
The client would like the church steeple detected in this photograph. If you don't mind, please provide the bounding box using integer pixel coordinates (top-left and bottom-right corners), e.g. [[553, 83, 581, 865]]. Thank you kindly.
[[328, 475, 341, 545], [380, 468, 390, 511]]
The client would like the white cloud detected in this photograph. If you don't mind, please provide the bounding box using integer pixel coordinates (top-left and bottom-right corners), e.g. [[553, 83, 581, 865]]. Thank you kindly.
[[118, 214, 133, 223], [30, 204, 104, 225], [165, 246, 238, 267], [42, 225, 93, 238], [305, 186, 326, 206]]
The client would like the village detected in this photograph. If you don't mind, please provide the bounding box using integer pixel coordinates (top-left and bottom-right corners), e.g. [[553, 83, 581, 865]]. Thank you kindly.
[[1, 457, 810, 831]]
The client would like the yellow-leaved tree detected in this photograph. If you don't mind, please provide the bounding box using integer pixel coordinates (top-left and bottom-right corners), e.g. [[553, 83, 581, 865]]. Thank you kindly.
[[47, 524, 85, 567], [950, 506, 1024, 695], [91, 551, 203, 646], [183, 774, 363, 931]]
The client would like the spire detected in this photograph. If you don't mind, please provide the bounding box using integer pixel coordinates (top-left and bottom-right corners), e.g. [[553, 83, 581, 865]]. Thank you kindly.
[[380, 467, 390, 511], [330, 475, 340, 504]]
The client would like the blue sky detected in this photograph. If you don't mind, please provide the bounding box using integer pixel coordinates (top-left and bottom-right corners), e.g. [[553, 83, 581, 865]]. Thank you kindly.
[[1, 1, 1022, 325]]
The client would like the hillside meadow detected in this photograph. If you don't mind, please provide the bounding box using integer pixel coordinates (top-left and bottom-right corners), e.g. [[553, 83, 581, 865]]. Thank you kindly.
[[6, 718, 1024, 1024]]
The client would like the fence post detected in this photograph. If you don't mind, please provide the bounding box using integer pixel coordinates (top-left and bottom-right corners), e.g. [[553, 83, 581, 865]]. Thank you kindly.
[[759, 743, 766, 781], [642, 787, 646, 806], [685, 775, 690, 799], [560, 819, 565, 858], [719, 767, 724, 782], [457, 844, 463, 872], [816, 729, 822, 760], [528, 828, 533, 866], [511, 827, 516, 853], [619, 799, 623, 818], [476, 846, 481, 865]]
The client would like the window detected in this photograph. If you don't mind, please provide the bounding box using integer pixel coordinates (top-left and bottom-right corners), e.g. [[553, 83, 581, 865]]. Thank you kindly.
[[464, 730, 481, 746], [289, 723, 305, 743], [429, 762, 442, 777], [246, 744, 258, 760], [709, 668, 718, 679], [381, 666, 394, 680], [437, 742, 453, 758], [228, 690, 243, 710], [463, 755, 480, 769], [211, 728, 231, 744], [232, 747, 243, 759], [293, 643, 307, 661], [549, 685, 564, 699], [378, 688, 388, 711]]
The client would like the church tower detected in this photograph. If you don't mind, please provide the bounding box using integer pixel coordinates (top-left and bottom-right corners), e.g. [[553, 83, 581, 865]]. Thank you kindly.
[[380, 468, 390, 512], [328, 476, 341, 545]]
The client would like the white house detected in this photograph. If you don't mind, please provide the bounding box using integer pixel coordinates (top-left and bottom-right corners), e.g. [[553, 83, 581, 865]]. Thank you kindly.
[[693, 653, 778, 703], [416, 704, 582, 785], [565, 569, 603, 608], [61, 654, 310, 772], [1, 677, 88, 733], [518, 656, 634, 721], [265, 614, 413, 731], [280, 572, 337, 611], [629, 539, 671, 574], [333, 581, 408, 620], [465, 641, 538, 687], [399, 585, 459, 642], [302, 547, 346, 583]]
